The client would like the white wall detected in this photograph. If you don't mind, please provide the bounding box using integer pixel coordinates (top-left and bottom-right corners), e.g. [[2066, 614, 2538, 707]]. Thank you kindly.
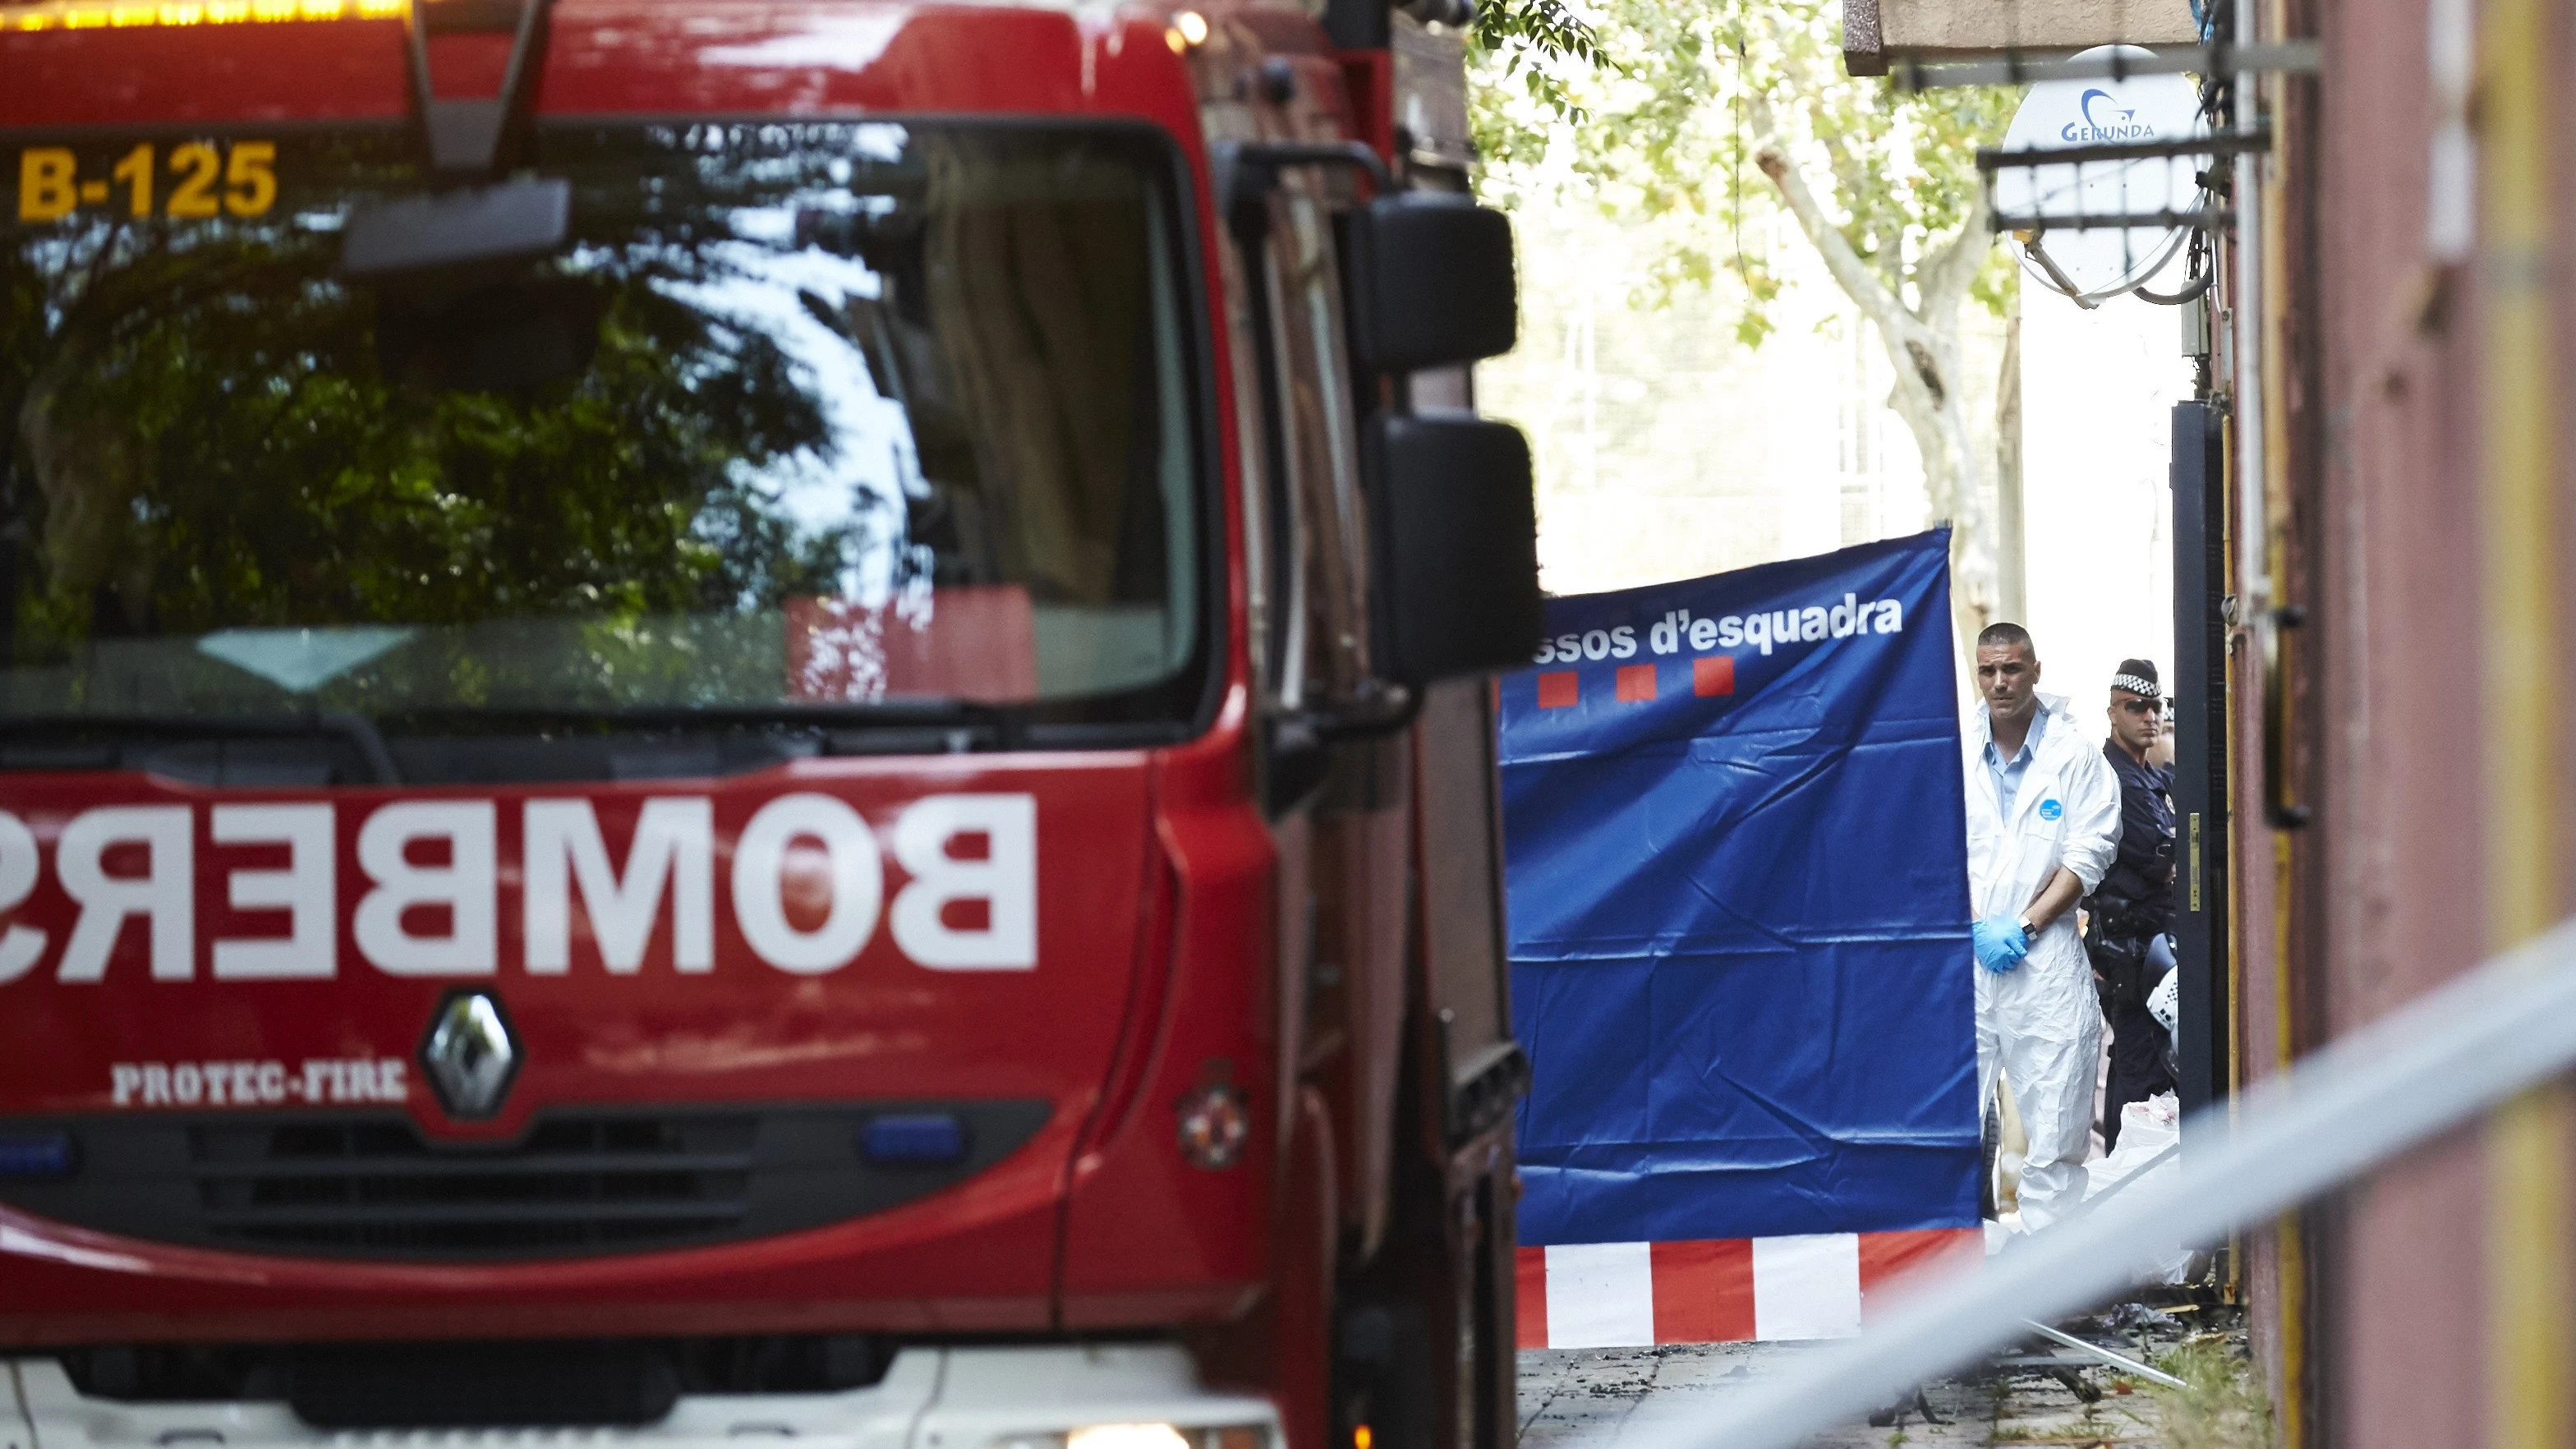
[[2017, 274, 2194, 743]]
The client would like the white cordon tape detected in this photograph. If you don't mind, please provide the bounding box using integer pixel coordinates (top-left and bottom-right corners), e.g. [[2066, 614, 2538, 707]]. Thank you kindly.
[[1594, 916, 2576, 1449]]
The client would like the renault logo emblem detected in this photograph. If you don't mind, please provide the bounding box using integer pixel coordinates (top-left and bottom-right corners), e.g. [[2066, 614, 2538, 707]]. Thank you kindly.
[[419, 990, 520, 1119]]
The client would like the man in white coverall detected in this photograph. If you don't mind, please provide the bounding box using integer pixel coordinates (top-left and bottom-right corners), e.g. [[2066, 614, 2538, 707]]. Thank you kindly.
[[1962, 623, 2122, 1230]]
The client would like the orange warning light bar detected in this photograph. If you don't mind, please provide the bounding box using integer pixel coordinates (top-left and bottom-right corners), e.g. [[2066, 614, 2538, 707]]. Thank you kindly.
[[0, 0, 402, 31]]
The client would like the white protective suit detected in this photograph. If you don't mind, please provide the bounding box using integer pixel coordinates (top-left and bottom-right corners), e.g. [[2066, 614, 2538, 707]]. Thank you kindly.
[[1963, 692, 2122, 1230]]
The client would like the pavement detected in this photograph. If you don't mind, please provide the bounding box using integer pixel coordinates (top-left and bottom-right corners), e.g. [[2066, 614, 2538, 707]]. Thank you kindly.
[[1515, 1305, 2249, 1449]]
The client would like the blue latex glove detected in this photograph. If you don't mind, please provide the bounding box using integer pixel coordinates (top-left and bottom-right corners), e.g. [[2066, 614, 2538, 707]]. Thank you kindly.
[[1971, 916, 2029, 973]]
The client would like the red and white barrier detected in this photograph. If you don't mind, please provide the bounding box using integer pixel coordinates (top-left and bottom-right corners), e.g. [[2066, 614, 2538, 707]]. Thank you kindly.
[[1514, 1229, 1982, 1349]]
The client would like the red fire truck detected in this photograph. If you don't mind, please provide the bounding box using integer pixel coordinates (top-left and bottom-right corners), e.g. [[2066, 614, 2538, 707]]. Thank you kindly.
[[0, 4, 1539, 1449]]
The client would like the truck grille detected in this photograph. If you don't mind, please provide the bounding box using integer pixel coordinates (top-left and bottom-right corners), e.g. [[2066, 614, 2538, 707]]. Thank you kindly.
[[187, 1116, 758, 1254], [0, 1102, 1051, 1262]]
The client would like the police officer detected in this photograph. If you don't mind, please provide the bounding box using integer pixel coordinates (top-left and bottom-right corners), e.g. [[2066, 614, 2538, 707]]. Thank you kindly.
[[2086, 658, 2177, 1150]]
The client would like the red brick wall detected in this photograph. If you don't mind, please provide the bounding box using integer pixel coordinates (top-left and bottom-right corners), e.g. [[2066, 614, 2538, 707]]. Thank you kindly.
[[2247, 0, 2576, 1439]]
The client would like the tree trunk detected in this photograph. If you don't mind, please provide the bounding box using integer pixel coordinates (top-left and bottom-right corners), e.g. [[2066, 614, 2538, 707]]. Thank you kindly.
[[1995, 278, 2026, 625], [1877, 319, 1996, 660], [1749, 132, 1999, 663]]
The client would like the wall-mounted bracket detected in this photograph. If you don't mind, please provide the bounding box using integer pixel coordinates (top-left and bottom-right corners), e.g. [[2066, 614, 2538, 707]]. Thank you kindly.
[[1981, 128, 2268, 237], [1887, 39, 2320, 90]]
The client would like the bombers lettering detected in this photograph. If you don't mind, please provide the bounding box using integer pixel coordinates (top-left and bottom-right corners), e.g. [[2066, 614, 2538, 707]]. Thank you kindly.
[[0, 792, 1037, 986]]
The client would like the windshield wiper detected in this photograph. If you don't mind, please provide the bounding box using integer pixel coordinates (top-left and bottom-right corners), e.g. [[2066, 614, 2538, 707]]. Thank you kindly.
[[375, 701, 1025, 753], [2, 711, 402, 784]]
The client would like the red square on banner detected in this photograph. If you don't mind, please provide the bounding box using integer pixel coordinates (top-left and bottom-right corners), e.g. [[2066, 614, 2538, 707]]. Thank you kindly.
[[1536, 671, 1580, 709], [1857, 1228, 1984, 1320], [1615, 664, 1657, 702], [1650, 1239, 1757, 1344], [1515, 1246, 1550, 1349], [1693, 655, 1736, 697]]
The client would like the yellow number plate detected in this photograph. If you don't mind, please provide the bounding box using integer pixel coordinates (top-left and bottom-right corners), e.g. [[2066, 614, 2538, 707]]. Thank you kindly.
[[16, 140, 278, 223]]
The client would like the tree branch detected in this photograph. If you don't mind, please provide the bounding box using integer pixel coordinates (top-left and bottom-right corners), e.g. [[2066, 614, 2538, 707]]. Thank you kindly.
[[1821, 146, 1902, 297], [1746, 94, 1912, 333]]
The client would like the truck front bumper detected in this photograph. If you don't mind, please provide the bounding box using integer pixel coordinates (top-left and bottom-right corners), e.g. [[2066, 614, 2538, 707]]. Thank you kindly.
[[2, 1346, 1277, 1449]]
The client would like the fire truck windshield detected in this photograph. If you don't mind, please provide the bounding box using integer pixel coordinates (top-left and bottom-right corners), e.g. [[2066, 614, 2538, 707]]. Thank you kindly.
[[0, 122, 1208, 752]]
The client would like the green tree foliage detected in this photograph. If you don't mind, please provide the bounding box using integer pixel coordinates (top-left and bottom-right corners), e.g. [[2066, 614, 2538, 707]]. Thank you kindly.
[[1471, 0, 1615, 135], [0, 129, 862, 715], [1471, 0, 2024, 628]]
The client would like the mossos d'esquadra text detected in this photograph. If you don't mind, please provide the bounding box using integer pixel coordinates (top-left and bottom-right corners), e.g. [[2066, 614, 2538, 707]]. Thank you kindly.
[[1530, 592, 1907, 665]]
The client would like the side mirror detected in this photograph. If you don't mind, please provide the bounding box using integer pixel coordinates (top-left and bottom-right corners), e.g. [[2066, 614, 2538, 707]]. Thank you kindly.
[[1367, 412, 1543, 685], [1342, 193, 1517, 373]]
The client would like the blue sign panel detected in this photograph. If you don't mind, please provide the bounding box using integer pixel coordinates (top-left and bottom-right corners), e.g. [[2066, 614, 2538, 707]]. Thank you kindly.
[[1502, 530, 1977, 1244]]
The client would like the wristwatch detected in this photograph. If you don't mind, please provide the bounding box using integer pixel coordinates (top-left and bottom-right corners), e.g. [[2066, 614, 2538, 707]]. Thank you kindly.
[[2018, 915, 2040, 938]]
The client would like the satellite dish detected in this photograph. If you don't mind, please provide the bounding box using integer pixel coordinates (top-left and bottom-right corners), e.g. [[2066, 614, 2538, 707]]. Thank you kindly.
[[1992, 47, 2211, 304]]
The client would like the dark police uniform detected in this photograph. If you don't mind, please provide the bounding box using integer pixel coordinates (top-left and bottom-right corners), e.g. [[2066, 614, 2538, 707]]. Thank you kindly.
[[2085, 739, 2175, 1149]]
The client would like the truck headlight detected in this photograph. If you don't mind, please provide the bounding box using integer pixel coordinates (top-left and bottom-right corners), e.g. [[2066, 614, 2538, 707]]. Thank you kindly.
[[1067, 1427, 1193, 1449]]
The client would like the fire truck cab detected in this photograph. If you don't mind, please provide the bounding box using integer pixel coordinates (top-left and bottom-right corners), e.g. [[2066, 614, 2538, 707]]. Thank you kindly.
[[0, 2, 1537, 1449]]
